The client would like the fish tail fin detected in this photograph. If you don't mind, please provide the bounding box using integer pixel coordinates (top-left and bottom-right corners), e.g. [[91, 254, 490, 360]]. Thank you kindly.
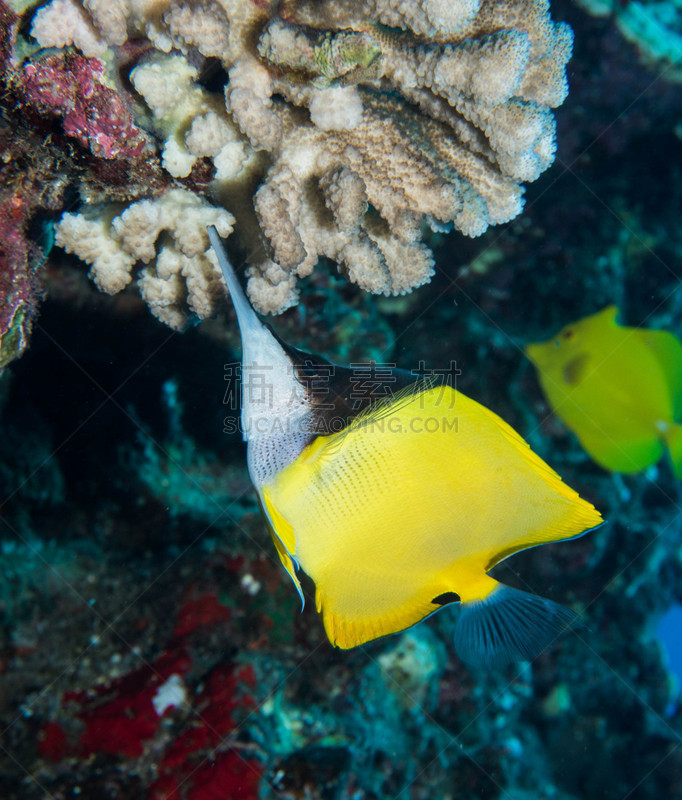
[[663, 422, 682, 479], [453, 583, 583, 669]]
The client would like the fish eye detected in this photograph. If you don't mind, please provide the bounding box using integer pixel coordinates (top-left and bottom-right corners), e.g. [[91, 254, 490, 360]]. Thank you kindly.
[[561, 328, 576, 341]]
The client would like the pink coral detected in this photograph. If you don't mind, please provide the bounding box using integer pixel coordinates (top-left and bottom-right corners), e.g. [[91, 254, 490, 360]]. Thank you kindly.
[[0, 0, 17, 72], [0, 9, 167, 367], [22, 51, 151, 160]]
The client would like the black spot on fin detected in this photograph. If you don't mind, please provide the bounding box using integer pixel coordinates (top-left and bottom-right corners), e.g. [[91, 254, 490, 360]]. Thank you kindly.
[[453, 585, 582, 670], [431, 592, 461, 605]]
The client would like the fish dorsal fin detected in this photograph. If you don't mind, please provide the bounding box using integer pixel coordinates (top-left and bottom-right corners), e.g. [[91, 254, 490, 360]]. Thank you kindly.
[[340, 375, 438, 434], [582, 305, 620, 339], [597, 305, 619, 326], [473, 400, 582, 505], [312, 376, 439, 461]]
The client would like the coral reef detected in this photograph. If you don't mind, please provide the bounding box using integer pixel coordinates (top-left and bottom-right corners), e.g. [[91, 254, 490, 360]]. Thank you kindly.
[[22, 50, 150, 161], [0, 0, 170, 360], [0, 142, 47, 370], [4, 1, 682, 799], [24, 0, 575, 319], [0, 3, 53, 368], [575, 0, 682, 77]]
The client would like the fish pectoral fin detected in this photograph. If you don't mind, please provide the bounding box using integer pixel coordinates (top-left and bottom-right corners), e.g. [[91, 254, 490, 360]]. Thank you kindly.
[[261, 488, 297, 555], [562, 353, 589, 385], [454, 583, 582, 669]]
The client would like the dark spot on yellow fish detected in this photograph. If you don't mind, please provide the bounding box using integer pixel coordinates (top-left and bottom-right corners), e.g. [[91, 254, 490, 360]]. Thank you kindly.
[[431, 592, 461, 605], [562, 353, 589, 386]]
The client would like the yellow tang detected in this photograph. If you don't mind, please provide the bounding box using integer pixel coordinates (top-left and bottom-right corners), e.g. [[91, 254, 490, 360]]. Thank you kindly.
[[209, 227, 603, 669], [526, 306, 682, 478]]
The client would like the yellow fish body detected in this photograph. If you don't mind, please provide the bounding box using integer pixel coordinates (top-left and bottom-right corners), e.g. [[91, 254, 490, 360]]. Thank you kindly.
[[263, 385, 602, 651], [209, 227, 603, 668], [526, 306, 682, 478]]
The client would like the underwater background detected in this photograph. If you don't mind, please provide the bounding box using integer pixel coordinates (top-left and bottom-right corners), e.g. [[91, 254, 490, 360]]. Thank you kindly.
[[2, 0, 682, 798]]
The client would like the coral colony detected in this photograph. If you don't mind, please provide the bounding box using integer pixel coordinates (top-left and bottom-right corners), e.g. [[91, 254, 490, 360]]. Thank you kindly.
[[30, 0, 569, 330]]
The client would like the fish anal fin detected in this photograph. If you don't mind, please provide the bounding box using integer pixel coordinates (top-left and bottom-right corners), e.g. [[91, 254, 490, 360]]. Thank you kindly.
[[317, 562, 499, 650], [317, 588, 441, 650], [454, 584, 582, 669]]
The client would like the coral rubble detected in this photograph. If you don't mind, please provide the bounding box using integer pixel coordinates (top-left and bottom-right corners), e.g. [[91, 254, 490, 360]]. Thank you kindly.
[[25, 0, 574, 321]]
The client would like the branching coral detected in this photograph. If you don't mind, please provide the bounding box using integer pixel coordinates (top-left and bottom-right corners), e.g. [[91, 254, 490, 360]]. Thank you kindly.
[[55, 190, 235, 329], [32, 0, 573, 318], [129, 52, 252, 181]]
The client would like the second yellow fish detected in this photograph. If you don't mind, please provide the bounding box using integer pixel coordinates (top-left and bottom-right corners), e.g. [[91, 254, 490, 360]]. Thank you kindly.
[[526, 306, 682, 478]]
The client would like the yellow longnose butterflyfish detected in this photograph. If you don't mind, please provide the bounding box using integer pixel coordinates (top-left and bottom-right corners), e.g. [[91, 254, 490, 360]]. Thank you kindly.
[[526, 306, 682, 479], [208, 227, 603, 669]]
